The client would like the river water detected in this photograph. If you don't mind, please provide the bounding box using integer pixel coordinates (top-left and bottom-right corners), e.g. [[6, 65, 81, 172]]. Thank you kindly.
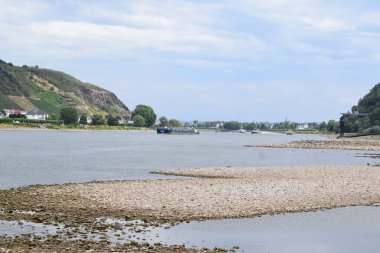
[[0, 130, 379, 252], [0, 130, 374, 189]]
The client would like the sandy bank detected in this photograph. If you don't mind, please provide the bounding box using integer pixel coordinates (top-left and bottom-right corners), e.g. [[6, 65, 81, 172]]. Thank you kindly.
[[247, 139, 380, 151], [1, 166, 380, 223]]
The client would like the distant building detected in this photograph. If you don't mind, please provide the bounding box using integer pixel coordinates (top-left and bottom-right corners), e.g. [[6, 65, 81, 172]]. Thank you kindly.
[[118, 113, 133, 124], [25, 109, 47, 120], [296, 122, 318, 130], [4, 109, 26, 117]]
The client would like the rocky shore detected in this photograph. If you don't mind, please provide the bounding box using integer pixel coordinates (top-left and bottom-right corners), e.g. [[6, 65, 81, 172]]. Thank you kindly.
[[1, 165, 380, 252], [247, 139, 380, 151]]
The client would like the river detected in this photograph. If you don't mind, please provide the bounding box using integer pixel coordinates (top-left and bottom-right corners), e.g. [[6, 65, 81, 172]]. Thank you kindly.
[[0, 130, 379, 252]]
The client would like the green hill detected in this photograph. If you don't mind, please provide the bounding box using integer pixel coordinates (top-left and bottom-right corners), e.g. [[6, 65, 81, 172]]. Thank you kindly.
[[341, 83, 380, 133], [0, 59, 130, 116]]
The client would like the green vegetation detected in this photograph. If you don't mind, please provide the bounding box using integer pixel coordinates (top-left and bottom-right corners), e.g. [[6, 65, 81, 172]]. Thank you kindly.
[[168, 119, 183, 127], [363, 126, 380, 135], [91, 115, 105, 126], [0, 118, 59, 125], [132, 104, 156, 127], [159, 116, 169, 127], [79, 115, 88, 125], [107, 115, 119, 126], [0, 59, 130, 117], [340, 83, 380, 134], [223, 121, 241, 131], [133, 115, 145, 127], [243, 122, 257, 131], [60, 107, 78, 125]]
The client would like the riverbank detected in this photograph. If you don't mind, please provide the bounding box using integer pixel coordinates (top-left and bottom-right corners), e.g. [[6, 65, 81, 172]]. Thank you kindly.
[[247, 139, 380, 151]]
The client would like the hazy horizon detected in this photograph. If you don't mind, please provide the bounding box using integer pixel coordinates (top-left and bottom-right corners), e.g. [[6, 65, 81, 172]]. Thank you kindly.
[[1, 1, 379, 122]]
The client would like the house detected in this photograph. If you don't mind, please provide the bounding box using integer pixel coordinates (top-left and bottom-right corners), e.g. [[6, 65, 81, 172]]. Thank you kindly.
[[296, 122, 318, 130], [4, 109, 26, 117], [118, 114, 133, 124], [26, 109, 47, 120]]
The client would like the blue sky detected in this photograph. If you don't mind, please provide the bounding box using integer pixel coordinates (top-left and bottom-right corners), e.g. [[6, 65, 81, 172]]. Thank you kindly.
[[1, 0, 379, 122]]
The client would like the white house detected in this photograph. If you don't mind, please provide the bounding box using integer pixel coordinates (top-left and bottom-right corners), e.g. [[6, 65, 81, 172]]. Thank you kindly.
[[26, 109, 47, 120], [296, 122, 318, 130]]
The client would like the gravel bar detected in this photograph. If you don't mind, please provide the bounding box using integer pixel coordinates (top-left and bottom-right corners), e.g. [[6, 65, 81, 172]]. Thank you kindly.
[[247, 139, 380, 151]]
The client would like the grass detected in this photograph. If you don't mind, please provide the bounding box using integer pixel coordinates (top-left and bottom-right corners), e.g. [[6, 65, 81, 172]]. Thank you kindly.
[[27, 92, 63, 114]]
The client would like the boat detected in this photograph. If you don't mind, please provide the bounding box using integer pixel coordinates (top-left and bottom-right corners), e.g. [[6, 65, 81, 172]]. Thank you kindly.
[[286, 130, 294, 135], [251, 130, 261, 134], [157, 127, 172, 134], [238, 128, 246, 133], [157, 127, 199, 134]]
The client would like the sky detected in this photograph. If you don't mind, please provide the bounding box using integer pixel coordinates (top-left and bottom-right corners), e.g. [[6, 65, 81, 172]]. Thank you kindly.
[[1, 0, 380, 122]]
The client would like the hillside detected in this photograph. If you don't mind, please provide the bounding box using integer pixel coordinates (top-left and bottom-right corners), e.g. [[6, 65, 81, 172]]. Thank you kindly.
[[0, 59, 130, 116], [341, 83, 380, 133], [352, 83, 380, 114]]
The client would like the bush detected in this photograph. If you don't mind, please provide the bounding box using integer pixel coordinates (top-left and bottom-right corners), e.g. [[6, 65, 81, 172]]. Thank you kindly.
[[0, 118, 59, 125], [133, 115, 145, 127], [92, 115, 105, 125], [223, 121, 241, 131], [107, 115, 119, 126], [79, 115, 88, 125], [363, 126, 380, 135]]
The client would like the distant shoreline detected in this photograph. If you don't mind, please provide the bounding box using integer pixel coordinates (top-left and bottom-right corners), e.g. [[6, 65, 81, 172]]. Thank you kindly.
[[0, 124, 153, 132]]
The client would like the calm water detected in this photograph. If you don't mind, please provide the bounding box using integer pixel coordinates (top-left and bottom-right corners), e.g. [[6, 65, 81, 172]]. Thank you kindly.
[[0, 130, 379, 252], [0, 130, 374, 189]]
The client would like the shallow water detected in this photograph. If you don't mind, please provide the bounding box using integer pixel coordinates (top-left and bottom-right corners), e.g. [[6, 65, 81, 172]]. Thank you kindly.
[[1, 205, 379, 253], [0, 130, 374, 189]]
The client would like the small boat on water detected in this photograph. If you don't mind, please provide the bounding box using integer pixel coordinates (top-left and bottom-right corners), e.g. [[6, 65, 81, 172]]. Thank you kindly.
[[286, 130, 294, 135], [238, 128, 246, 133], [251, 130, 261, 134], [157, 127, 199, 135], [157, 127, 172, 134]]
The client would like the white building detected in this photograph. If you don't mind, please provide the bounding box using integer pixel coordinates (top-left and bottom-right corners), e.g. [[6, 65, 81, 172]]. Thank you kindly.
[[296, 122, 318, 130], [25, 109, 47, 120]]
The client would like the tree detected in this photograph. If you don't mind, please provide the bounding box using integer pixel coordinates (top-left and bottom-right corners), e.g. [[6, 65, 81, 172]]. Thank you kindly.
[[60, 107, 78, 125], [92, 114, 105, 125], [369, 108, 380, 126], [132, 104, 157, 127], [244, 122, 257, 131], [327, 120, 338, 132], [159, 116, 169, 127], [79, 115, 88, 125], [169, 119, 183, 127], [318, 122, 327, 131], [223, 121, 241, 131], [107, 115, 119, 126], [133, 115, 145, 127]]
